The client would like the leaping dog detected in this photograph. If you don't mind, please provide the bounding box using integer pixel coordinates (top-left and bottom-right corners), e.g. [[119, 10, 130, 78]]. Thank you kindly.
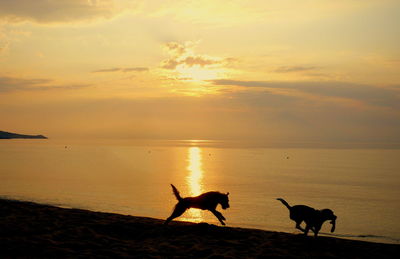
[[277, 198, 337, 237], [164, 184, 230, 225]]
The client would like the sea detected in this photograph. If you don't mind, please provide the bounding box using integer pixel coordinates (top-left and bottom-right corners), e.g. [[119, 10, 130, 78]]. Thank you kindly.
[[1, 139, 399, 244]]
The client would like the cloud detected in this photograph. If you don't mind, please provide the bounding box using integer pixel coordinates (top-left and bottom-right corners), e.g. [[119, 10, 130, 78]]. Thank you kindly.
[[162, 56, 221, 70], [0, 0, 122, 24], [0, 76, 89, 92], [0, 27, 9, 54], [0, 39, 8, 54], [92, 67, 149, 73], [122, 67, 149, 72], [161, 59, 181, 70], [0, 76, 51, 92], [161, 41, 229, 70], [210, 79, 400, 109], [165, 42, 187, 57], [182, 56, 219, 67], [275, 66, 319, 73]]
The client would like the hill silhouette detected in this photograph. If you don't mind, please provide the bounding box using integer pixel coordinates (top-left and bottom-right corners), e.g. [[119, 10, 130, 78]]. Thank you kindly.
[[0, 130, 47, 139]]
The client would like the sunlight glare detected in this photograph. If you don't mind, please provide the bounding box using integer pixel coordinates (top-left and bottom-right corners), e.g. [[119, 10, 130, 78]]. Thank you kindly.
[[187, 147, 203, 196], [176, 65, 225, 82], [185, 146, 204, 222]]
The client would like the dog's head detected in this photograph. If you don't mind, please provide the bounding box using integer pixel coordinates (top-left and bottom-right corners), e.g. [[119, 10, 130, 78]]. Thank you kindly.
[[219, 192, 230, 210], [321, 209, 337, 232]]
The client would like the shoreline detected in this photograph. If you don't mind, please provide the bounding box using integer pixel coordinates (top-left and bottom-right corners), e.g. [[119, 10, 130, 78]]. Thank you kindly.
[[1, 199, 398, 258]]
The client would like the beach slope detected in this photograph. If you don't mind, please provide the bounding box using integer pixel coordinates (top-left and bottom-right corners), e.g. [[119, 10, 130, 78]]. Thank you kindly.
[[0, 199, 398, 258]]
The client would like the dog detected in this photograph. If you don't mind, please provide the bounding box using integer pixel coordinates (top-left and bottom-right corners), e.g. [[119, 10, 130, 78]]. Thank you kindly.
[[164, 184, 230, 225], [277, 198, 337, 237]]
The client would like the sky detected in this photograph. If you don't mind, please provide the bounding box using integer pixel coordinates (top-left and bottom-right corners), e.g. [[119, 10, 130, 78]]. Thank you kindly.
[[0, 0, 399, 147]]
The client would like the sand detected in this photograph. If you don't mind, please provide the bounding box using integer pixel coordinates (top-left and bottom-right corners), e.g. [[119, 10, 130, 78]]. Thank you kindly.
[[0, 199, 398, 258]]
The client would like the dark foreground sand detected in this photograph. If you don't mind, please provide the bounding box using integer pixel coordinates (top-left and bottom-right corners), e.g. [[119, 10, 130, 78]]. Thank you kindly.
[[0, 199, 398, 258]]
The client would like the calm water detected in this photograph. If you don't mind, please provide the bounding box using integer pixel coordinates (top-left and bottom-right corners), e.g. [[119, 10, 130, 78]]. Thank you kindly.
[[1, 140, 399, 244]]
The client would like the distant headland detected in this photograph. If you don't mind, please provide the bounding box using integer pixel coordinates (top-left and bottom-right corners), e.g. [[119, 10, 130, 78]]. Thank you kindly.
[[0, 130, 48, 139]]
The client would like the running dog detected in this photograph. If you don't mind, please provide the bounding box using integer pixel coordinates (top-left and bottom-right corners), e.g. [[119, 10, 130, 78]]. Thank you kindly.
[[164, 184, 230, 225], [277, 198, 337, 237]]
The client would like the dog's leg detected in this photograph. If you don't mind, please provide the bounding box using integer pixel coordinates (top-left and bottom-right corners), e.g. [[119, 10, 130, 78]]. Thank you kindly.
[[210, 209, 226, 225], [303, 224, 311, 236], [312, 225, 321, 237], [295, 221, 306, 232], [164, 202, 187, 225], [215, 210, 226, 220]]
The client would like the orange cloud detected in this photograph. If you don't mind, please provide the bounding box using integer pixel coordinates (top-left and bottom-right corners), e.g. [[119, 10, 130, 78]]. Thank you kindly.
[[92, 67, 149, 73], [0, 0, 123, 24], [161, 41, 234, 70], [0, 76, 89, 92], [210, 79, 400, 110]]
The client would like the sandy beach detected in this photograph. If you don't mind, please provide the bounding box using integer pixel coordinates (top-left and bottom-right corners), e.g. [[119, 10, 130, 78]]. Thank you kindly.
[[0, 199, 398, 258]]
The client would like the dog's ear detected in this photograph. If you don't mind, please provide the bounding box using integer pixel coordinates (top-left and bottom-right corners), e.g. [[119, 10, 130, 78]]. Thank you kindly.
[[226, 192, 229, 196]]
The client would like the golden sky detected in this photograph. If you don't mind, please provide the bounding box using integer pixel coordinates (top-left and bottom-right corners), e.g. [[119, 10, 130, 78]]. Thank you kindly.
[[1, 0, 399, 146]]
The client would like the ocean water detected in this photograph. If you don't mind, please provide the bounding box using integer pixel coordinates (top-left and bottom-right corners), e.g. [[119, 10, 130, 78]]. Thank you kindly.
[[0, 139, 399, 244]]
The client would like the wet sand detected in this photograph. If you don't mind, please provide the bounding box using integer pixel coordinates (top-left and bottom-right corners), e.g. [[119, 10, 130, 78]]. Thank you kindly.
[[0, 198, 398, 258]]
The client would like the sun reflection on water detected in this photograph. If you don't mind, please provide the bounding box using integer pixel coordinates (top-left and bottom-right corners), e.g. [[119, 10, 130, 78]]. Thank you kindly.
[[186, 146, 204, 222]]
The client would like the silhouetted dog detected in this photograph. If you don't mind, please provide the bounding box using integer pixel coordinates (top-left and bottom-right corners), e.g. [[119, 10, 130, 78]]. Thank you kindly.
[[164, 184, 230, 225], [277, 198, 337, 237]]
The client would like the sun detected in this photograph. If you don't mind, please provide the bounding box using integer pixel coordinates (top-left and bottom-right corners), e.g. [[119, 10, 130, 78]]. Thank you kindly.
[[175, 65, 226, 82]]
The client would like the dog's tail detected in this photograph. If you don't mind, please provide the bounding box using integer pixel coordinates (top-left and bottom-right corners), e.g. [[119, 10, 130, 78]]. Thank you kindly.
[[277, 198, 291, 210], [171, 184, 182, 201]]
